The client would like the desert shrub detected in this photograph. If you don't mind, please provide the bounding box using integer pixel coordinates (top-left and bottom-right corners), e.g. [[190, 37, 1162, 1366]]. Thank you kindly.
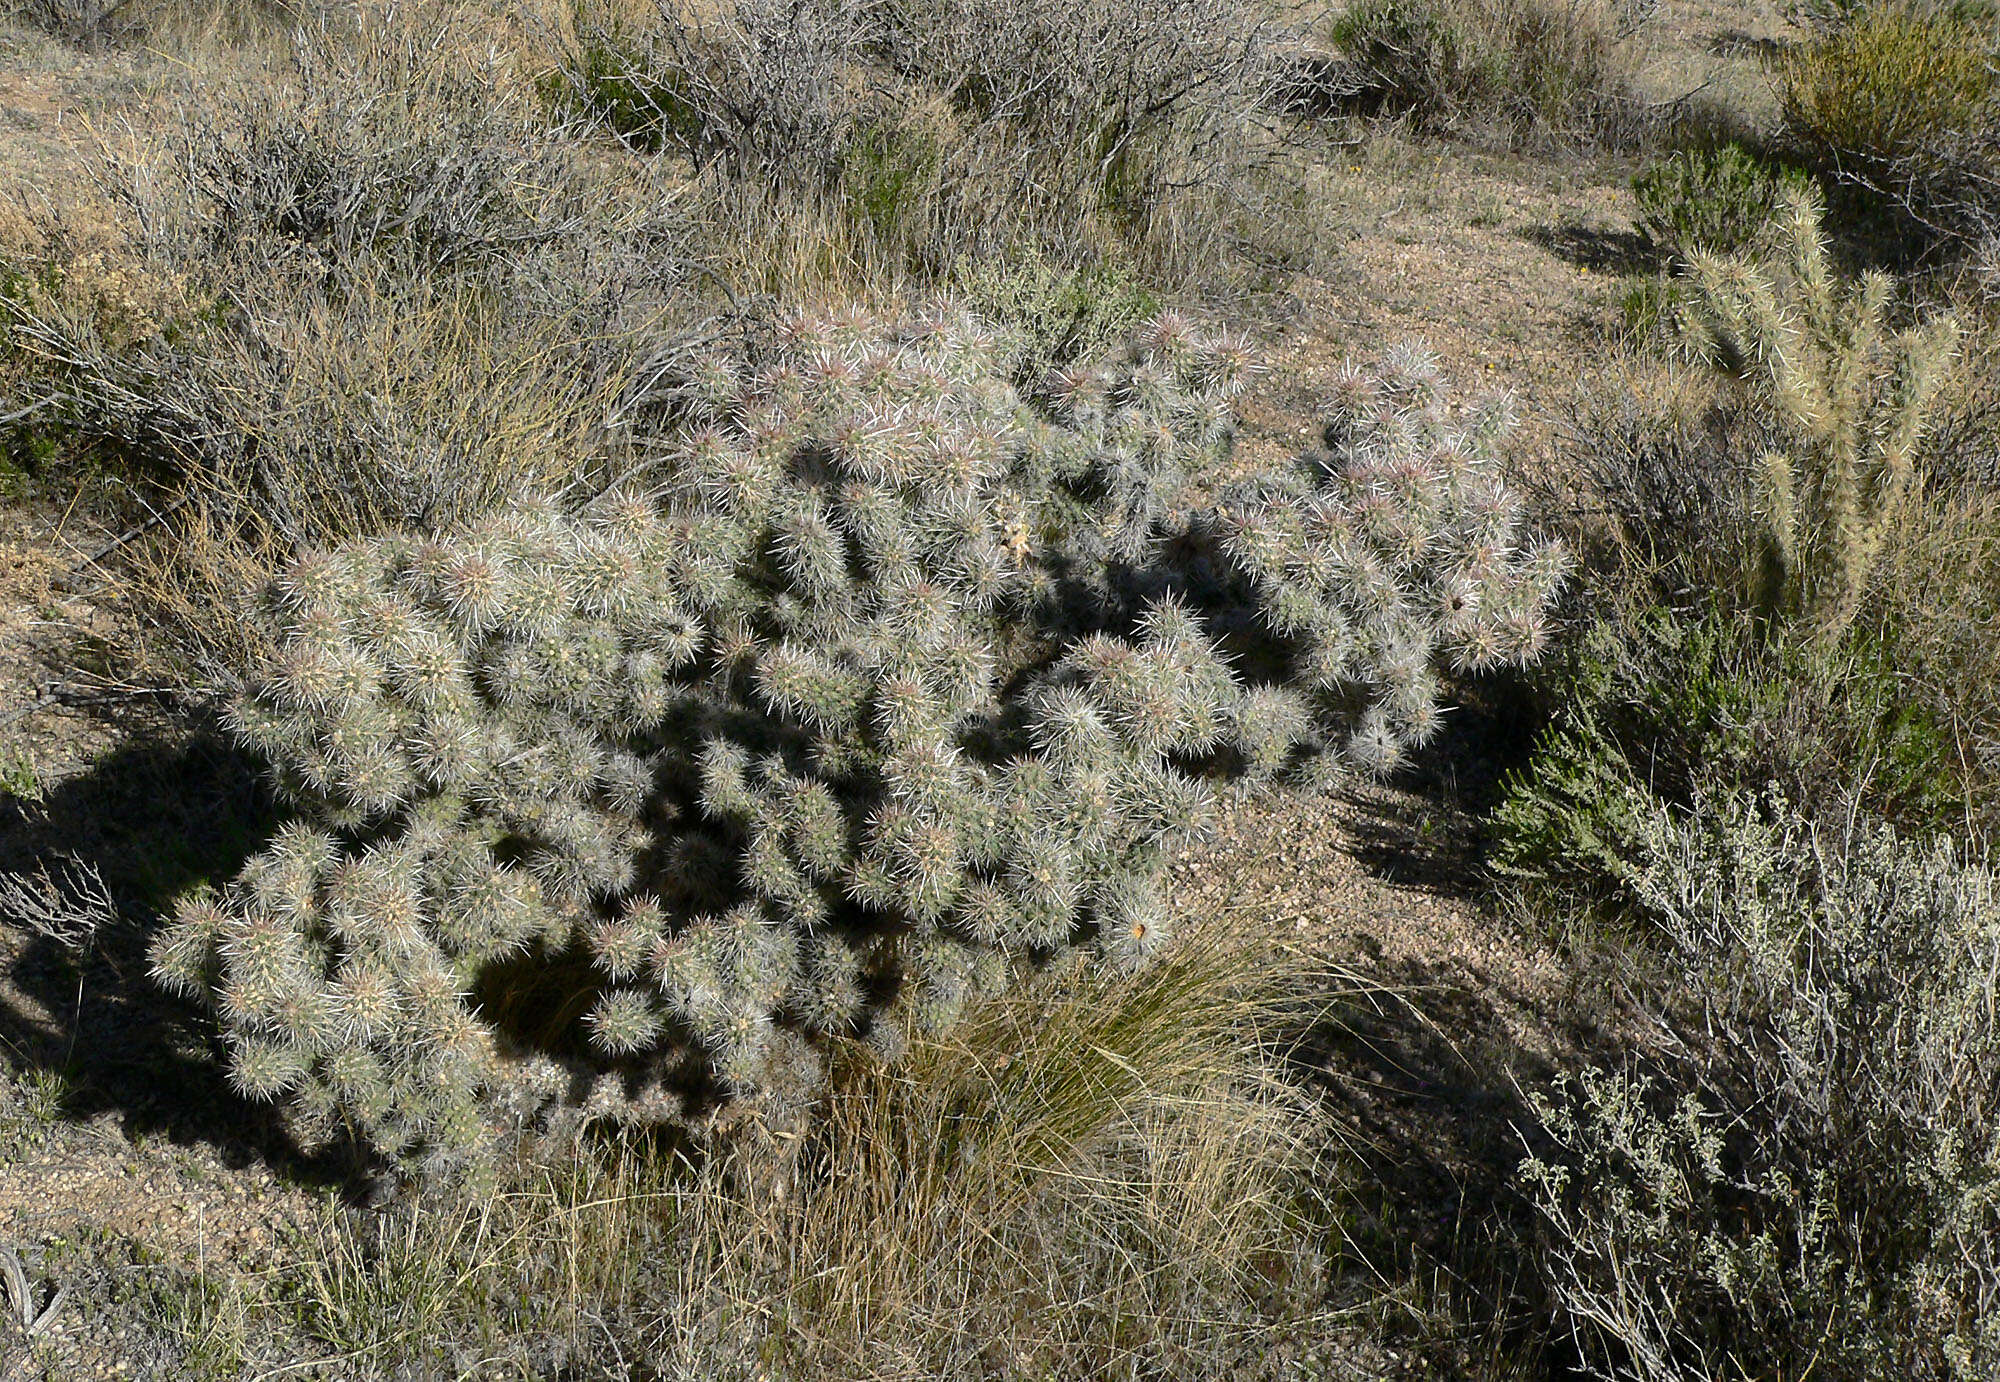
[[1632, 144, 1810, 264], [143, 312, 1564, 1175], [564, 0, 864, 177], [1, 13, 685, 669], [11, 0, 304, 47], [170, 29, 589, 272], [557, 0, 1288, 285], [1777, 0, 2000, 253], [1491, 599, 1966, 902], [1553, 358, 1754, 587], [1522, 791, 2000, 1381], [1328, 0, 1654, 148]]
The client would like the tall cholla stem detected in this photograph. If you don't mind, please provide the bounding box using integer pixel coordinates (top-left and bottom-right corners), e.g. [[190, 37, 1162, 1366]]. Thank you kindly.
[[151, 306, 1565, 1176], [1683, 186, 1959, 634]]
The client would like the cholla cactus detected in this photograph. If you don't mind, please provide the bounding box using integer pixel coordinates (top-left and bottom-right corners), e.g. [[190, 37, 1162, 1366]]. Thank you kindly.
[[1034, 310, 1259, 602], [152, 307, 1564, 1172], [1682, 186, 1959, 633], [1215, 343, 1567, 778]]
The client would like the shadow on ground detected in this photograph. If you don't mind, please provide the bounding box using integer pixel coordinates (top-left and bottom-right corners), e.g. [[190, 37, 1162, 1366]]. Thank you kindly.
[[1286, 672, 1609, 1376], [1524, 222, 1656, 276], [0, 717, 353, 1189], [1295, 939, 1601, 1379], [1334, 669, 1544, 898]]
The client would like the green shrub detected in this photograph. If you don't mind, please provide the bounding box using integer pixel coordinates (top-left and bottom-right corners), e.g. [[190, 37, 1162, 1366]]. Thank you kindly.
[[1632, 144, 1809, 263], [147, 315, 1565, 1175], [1491, 600, 1966, 903], [1777, 0, 2000, 251], [1523, 790, 2000, 1381]]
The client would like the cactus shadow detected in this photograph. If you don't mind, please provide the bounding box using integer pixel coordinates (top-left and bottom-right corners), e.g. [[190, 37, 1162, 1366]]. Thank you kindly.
[[1333, 673, 1544, 900], [0, 722, 356, 1190]]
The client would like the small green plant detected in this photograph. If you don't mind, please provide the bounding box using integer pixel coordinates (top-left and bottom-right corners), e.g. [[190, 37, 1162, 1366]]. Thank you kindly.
[[841, 119, 942, 240], [1, 1068, 72, 1160], [1632, 144, 1809, 263], [0, 744, 42, 804], [954, 245, 1161, 389]]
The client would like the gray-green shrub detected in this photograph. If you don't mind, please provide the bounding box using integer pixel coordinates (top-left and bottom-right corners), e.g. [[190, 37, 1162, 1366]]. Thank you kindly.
[[1, 12, 686, 669], [148, 313, 1565, 1174], [1523, 789, 2000, 1380], [558, 0, 1287, 279], [1329, 0, 1655, 148]]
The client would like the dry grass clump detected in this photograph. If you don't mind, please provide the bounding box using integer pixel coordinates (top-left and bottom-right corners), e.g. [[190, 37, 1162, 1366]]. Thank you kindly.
[[554, 0, 1299, 294], [1326, 0, 1663, 150], [154, 914, 1343, 1380], [661, 921, 1335, 1379], [1, 10, 685, 673]]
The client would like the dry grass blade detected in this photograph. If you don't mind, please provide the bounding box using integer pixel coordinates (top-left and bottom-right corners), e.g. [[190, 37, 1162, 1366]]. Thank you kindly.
[[0, 1247, 68, 1339], [0, 855, 119, 959], [644, 909, 1339, 1377]]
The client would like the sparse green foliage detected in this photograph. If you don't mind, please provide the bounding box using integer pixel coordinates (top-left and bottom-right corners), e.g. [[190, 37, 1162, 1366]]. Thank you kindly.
[[955, 246, 1161, 390], [150, 310, 1562, 1171], [1491, 599, 1966, 902]]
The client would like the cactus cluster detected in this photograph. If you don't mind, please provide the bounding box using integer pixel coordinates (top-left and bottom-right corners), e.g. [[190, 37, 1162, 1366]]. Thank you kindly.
[[152, 307, 1564, 1171], [1682, 186, 1959, 633], [1216, 343, 1566, 778]]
